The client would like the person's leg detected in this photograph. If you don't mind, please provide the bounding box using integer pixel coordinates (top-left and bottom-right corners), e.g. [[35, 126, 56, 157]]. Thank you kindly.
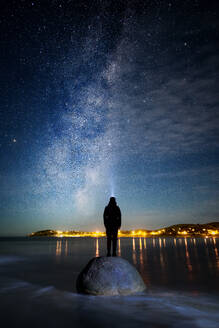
[[106, 230, 112, 256], [112, 230, 118, 256]]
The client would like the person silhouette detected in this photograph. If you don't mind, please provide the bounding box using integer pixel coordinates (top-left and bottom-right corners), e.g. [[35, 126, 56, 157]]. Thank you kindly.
[[103, 197, 121, 256]]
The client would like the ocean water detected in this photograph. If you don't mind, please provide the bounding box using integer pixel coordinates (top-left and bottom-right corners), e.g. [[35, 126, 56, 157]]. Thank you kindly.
[[0, 236, 219, 327]]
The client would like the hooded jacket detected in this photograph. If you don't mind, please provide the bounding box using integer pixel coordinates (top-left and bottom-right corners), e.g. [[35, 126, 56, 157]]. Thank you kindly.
[[103, 200, 121, 231]]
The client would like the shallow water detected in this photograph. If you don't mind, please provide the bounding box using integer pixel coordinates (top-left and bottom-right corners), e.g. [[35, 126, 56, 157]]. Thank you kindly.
[[0, 237, 219, 327]]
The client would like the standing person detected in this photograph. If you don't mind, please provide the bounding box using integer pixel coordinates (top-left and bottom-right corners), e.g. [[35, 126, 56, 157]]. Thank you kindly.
[[103, 197, 121, 256]]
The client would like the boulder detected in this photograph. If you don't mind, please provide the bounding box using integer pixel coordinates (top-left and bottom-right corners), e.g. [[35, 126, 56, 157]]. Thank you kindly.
[[76, 256, 146, 296]]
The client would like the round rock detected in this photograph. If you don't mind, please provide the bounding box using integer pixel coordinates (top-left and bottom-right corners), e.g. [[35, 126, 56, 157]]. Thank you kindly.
[[76, 256, 146, 296]]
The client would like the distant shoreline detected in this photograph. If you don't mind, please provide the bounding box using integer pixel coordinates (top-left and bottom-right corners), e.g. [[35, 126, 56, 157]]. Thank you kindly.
[[29, 222, 219, 238]]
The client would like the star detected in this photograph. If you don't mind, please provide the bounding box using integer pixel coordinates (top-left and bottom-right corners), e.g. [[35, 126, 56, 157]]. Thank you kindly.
[[0, 0, 219, 238]]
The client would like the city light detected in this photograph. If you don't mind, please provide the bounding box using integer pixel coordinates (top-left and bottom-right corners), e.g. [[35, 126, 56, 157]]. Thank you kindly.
[[209, 230, 218, 235], [30, 225, 219, 238]]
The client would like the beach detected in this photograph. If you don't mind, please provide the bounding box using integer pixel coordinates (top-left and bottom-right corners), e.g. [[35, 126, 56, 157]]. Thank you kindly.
[[0, 237, 219, 327]]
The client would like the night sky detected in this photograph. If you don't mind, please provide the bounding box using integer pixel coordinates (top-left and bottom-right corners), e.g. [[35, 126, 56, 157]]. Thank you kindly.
[[1, 0, 219, 236]]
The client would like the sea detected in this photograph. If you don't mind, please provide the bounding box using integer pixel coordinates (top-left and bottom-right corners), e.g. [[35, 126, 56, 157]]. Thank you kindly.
[[0, 236, 219, 328]]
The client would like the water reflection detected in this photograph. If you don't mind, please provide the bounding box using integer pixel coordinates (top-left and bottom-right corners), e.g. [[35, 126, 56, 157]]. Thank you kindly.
[[132, 237, 136, 251], [139, 238, 142, 251], [213, 238, 218, 257], [53, 236, 219, 293], [159, 238, 162, 248], [204, 237, 213, 273], [129, 237, 219, 290], [139, 238, 143, 268], [153, 238, 156, 248], [159, 238, 165, 270], [132, 238, 137, 265], [65, 240, 68, 256], [56, 240, 62, 257], [56, 238, 70, 258], [95, 238, 99, 257], [118, 238, 121, 256], [212, 238, 219, 271], [184, 238, 192, 274]]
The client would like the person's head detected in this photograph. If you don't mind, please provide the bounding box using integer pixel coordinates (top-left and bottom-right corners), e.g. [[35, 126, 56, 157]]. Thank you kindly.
[[109, 197, 116, 205]]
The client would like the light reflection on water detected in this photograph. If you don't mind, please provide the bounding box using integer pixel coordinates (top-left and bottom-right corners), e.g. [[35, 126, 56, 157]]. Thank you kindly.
[[53, 236, 219, 293], [143, 237, 146, 249], [95, 238, 99, 257], [118, 238, 121, 257], [65, 239, 68, 256], [132, 237, 137, 265], [184, 237, 192, 274], [55, 240, 62, 257]]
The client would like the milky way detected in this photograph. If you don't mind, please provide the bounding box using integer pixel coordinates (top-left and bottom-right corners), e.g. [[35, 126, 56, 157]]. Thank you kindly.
[[0, 1, 219, 234]]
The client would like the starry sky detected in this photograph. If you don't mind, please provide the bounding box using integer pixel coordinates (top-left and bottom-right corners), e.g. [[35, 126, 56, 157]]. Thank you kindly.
[[0, 0, 219, 236]]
